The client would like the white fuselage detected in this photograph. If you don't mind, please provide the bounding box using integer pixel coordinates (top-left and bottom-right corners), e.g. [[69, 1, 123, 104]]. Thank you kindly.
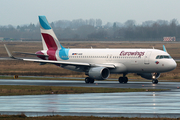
[[53, 48, 176, 74]]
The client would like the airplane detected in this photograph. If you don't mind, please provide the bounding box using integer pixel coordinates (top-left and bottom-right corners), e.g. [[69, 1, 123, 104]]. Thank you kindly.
[[4, 16, 177, 84]]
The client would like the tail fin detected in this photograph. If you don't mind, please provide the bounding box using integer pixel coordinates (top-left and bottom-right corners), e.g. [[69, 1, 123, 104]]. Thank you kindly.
[[39, 16, 62, 51]]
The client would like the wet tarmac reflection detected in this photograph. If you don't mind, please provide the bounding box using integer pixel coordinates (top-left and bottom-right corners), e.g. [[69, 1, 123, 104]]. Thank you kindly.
[[1, 90, 180, 118]]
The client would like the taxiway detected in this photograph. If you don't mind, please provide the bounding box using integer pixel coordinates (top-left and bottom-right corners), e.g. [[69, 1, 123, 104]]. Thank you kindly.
[[0, 79, 179, 90]]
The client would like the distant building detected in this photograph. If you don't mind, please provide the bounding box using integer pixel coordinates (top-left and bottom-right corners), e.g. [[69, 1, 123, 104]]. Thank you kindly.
[[20, 38, 30, 41], [1, 38, 17, 41], [0, 37, 4, 41], [163, 37, 176, 41]]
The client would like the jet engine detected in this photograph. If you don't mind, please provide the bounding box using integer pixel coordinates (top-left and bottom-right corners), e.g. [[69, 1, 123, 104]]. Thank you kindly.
[[88, 67, 110, 80], [137, 73, 160, 80]]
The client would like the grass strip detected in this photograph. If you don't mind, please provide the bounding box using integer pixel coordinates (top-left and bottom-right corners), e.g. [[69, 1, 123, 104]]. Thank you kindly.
[[0, 114, 177, 120], [0, 85, 167, 96]]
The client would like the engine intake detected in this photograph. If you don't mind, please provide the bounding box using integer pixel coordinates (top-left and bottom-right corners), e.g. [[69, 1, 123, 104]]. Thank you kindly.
[[88, 67, 110, 80]]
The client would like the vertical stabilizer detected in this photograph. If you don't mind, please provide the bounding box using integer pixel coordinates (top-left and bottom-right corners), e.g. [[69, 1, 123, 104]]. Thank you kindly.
[[39, 16, 61, 50]]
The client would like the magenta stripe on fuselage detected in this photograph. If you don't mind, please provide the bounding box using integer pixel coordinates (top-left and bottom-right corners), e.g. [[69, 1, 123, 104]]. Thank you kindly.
[[47, 50, 57, 61]]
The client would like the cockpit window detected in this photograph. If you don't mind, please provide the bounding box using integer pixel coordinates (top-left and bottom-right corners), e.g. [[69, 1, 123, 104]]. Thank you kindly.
[[160, 56, 164, 59], [156, 55, 171, 59], [156, 56, 159, 59], [164, 56, 170, 58]]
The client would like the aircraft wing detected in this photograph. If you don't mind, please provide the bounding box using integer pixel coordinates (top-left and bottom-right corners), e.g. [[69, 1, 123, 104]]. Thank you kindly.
[[22, 58, 115, 68], [4, 44, 115, 68], [23, 58, 90, 66], [175, 59, 180, 63]]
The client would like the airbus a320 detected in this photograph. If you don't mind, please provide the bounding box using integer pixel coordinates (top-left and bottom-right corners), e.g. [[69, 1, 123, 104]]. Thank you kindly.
[[4, 16, 177, 84]]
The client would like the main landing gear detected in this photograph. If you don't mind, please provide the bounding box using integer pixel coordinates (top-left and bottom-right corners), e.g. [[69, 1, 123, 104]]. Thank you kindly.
[[152, 79, 158, 84], [119, 73, 128, 83], [85, 77, 95, 83], [118, 77, 128, 83]]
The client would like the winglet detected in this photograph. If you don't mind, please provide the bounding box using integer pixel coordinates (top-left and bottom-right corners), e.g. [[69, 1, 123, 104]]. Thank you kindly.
[[4, 44, 15, 59], [163, 45, 167, 52]]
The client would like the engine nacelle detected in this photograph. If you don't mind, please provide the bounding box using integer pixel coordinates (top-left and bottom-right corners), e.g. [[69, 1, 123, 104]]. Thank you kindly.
[[88, 67, 110, 80], [137, 73, 160, 80]]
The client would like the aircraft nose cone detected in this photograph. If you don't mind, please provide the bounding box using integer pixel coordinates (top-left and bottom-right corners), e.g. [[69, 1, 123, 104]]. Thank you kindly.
[[173, 60, 177, 69], [167, 60, 177, 71]]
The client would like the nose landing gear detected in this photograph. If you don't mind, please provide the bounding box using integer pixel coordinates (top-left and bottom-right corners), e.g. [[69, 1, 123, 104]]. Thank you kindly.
[[152, 79, 158, 84]]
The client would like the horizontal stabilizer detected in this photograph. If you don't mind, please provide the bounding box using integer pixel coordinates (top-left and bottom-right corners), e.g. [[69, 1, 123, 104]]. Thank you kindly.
[[13, 51, 49, 57]]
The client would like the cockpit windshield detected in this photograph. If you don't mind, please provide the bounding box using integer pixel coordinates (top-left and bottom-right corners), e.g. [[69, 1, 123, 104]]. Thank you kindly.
[[156, 55, 172, 59]]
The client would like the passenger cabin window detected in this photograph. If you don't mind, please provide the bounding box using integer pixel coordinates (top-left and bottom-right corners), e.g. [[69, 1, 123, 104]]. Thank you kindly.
[[156, 55, 171, 59]]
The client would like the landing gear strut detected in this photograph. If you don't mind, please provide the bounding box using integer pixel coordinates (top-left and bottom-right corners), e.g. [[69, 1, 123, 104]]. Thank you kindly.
[[85, 77, 94, 84], [152, 79, 158, 84], [119, 73, 128, 83]]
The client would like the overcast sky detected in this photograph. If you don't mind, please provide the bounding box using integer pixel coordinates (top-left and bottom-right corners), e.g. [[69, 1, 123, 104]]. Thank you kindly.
[[0, 0, 180, 26]]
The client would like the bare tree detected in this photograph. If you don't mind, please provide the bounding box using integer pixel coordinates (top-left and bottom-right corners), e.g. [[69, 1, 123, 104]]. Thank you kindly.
[[124, 20, 136, 28]]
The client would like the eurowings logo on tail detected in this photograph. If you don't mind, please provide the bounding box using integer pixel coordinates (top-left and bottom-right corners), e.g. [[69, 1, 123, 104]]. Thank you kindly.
[[39, 16, 69, 60]]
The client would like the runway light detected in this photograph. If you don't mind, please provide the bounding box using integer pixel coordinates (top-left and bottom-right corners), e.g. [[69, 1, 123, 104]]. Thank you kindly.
[[142, 85, 144, 87], [177, 87, 179, 89], [96, 83, 98, 85]]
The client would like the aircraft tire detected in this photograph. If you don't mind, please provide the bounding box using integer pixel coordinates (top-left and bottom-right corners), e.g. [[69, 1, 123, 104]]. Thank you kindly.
[[124, 77, 128, 83], [152, 79, 158, 84], [89, 78, 95, 83], [85, 77, 90, 83], [155, 79, 158, 84], [119, 77, 124, 83]]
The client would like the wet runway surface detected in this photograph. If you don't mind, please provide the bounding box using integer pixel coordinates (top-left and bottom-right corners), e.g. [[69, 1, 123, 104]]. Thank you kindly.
[[1, 79, 180, 118], [0, 79, 180, 90], [1, 91, 180, 118]]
